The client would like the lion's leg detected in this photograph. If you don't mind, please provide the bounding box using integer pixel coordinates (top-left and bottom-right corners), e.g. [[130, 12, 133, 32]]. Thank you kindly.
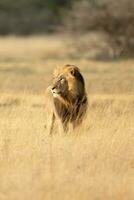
[[62, 121, 69, 133], [72, 118, 82, 130], [72, 121, 78, 130], [49, 113, 55, 135]]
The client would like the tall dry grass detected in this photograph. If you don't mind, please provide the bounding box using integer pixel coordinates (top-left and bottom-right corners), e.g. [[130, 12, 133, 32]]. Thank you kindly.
[[0, 36, 134, 200]]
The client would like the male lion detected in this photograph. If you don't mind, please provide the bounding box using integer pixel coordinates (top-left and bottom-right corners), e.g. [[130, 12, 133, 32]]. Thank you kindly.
[[45, 64, 88, 134]]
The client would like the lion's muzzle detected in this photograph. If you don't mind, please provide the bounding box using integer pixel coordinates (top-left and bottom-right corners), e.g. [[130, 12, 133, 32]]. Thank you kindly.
[[51, 86, 61, 98]]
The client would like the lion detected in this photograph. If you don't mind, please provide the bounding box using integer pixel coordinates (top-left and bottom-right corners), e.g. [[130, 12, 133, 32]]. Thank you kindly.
[[45, 64, 88, 134]]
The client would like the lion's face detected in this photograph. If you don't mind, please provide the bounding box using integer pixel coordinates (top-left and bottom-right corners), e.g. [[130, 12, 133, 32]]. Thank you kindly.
[[51, 65, 85, 99], [51, 76, 69, 98]]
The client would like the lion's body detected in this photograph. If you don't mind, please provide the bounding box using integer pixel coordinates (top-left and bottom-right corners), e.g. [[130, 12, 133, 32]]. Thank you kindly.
[[45, 64, 88, 134]]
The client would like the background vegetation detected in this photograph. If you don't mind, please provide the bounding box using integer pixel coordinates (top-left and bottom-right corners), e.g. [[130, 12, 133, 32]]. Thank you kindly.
[[0, 0, 71, 34], [0, 0, 134, 57]]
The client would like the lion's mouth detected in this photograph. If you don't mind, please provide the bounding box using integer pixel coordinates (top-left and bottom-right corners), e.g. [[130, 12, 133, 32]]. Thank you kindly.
[[51, 89, 61, 97]]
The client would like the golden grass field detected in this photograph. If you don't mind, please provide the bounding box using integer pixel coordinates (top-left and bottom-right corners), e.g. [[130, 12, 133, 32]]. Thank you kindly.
[[0, 36, 134, 200]]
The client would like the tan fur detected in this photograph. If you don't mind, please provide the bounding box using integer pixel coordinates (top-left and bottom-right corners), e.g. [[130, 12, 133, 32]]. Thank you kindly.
[[45, 64, 88, 134]]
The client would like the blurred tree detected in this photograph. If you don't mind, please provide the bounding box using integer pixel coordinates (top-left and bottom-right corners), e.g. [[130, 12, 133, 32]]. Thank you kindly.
[[62, 0, 134, 58]]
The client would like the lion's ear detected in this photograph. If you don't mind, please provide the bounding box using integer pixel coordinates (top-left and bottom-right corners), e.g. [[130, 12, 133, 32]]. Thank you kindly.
[[70, 68, 76, 76]]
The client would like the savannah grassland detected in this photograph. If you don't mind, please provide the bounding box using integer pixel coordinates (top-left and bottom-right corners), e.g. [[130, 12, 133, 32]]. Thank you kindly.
[[0, 36, 134, 200]]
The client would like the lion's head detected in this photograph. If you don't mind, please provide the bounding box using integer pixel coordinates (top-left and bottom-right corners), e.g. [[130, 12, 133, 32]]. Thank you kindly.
[[51, 64, 86, 101]]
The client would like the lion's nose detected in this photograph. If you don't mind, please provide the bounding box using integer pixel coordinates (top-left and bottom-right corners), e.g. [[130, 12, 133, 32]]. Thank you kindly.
[[52, 86, 56, 90]]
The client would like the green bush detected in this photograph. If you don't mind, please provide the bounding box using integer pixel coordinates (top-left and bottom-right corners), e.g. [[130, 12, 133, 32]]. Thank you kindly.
[[0, 0, 72, 34]]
